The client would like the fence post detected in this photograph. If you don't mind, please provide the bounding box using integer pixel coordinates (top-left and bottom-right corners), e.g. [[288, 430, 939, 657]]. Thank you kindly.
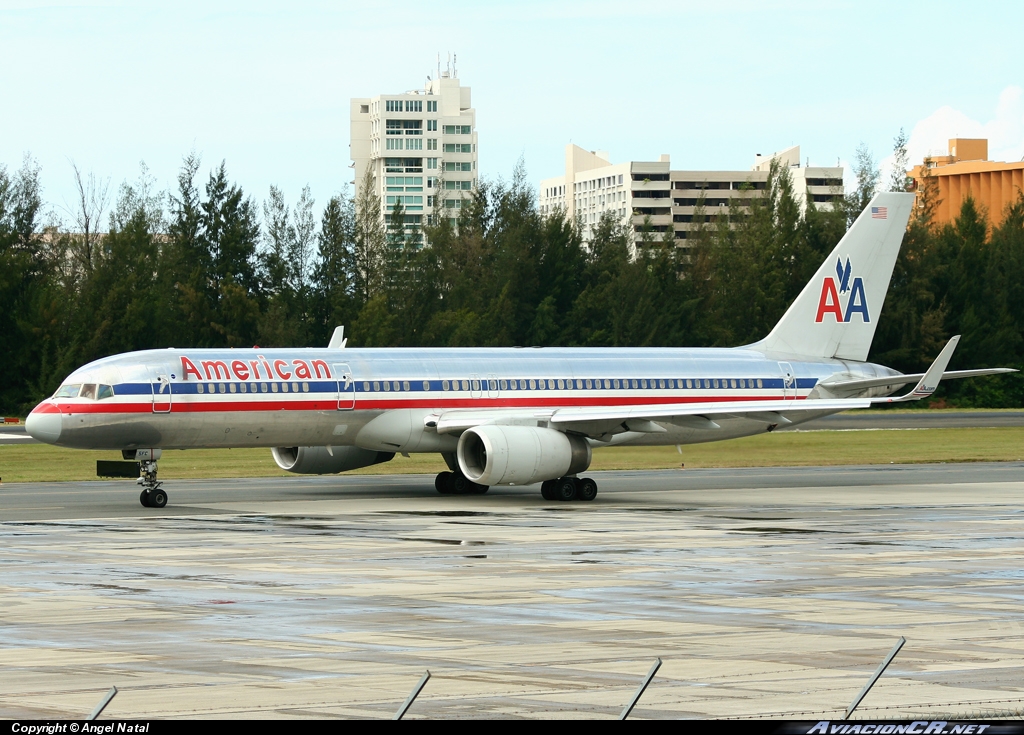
[[619, 658, 662, 720], [394, 670, 431, 720], [86, 686, 118, 721], [845, 637, 905, 719]]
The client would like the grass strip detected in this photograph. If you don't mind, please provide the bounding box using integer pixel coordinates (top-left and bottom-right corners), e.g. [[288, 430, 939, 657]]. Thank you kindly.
[[0, 427, 1022, 483]]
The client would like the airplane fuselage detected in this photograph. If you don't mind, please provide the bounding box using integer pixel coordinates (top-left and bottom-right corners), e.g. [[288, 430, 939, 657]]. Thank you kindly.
[[29, 346, 902, 452]]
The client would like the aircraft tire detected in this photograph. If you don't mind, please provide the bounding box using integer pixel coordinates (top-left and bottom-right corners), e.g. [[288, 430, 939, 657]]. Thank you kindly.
[[435, 472, 453, 494], [139, 490, 151, 508], [540, 480, 557, 500], [150, 489, 168, 508], [577, 478, 598, 501], [450, 473, 471, 495], [555, 477, 578, 501], [471, 483, 489, 495]]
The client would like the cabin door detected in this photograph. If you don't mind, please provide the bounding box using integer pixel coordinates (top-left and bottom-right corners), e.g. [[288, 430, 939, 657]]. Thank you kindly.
[[334, 363, 355, 410], [779, 362, 796, 401], [150, 367, 172, 413]]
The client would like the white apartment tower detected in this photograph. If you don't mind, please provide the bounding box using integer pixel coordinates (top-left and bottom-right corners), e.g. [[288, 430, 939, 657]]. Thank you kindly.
[[350, 65, 477, 239], [539, 144, 843, 253]]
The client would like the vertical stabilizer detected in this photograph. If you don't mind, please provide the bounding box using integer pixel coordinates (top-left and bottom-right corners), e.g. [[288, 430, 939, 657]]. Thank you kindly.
[[749, 192, 914, 361]]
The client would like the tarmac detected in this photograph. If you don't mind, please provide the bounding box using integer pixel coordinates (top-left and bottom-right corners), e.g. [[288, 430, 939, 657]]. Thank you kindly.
[[1, 463, 1023, 720]]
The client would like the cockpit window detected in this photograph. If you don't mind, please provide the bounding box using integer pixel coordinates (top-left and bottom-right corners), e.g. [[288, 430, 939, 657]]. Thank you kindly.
[[97, 384, 114, 400], [79, 384, 98, 400], [54, 384, 81, 398]]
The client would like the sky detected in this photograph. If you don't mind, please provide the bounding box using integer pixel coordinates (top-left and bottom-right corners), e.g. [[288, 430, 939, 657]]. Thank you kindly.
[[2, 0, 1022, 225]]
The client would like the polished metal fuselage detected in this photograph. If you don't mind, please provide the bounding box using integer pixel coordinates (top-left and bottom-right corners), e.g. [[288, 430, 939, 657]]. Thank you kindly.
[[37, 346, 902, 451]]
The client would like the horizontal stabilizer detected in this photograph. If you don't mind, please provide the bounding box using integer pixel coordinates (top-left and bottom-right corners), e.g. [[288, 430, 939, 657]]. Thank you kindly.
[[880, 335, 959, 403], [820, 367, 1017, 394]]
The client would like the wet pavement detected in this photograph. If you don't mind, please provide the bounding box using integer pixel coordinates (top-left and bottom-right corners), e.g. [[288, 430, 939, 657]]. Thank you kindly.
[[1, 465, 1023, 719]]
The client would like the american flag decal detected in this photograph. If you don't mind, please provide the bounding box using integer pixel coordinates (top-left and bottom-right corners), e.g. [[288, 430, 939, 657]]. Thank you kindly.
[[871, 206, 888, 219]]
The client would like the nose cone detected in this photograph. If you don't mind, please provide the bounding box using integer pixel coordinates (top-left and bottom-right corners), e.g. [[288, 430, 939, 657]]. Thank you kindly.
[[26, 403, 62, 444]]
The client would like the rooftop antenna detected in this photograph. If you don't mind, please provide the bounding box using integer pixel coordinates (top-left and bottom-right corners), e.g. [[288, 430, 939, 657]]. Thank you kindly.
[[453, 53, 457, 78]]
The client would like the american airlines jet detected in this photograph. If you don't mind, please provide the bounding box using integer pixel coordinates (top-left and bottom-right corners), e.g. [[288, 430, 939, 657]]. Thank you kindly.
[[25, 193, 1013, 508]]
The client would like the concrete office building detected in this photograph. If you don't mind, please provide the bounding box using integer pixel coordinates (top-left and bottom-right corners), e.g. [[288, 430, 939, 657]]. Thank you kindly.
[[539, 144, 843, 251], [908, 138, 1024, 226], [350, 65, 478, 238]]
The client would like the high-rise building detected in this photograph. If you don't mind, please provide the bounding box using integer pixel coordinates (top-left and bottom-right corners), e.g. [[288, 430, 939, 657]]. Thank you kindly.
[[908, 138, 1024, 226], [539, 144, 843, 252], [350, 66, 478, 238]]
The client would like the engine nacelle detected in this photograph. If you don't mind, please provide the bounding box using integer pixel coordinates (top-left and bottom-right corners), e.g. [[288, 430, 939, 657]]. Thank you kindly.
[[272, 446, 394, 475], [457, 425, 591, 486]]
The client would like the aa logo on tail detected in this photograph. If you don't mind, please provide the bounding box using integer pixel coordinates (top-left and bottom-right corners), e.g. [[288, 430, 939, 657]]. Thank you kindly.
[[815, 257, 870, 323]]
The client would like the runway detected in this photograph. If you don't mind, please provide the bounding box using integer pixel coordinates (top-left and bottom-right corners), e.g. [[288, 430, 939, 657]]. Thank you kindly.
[[2, 465, 1023, 719]]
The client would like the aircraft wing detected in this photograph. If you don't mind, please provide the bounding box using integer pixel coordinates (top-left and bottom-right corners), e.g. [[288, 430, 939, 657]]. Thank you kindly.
[[433, 337, 998, 438]]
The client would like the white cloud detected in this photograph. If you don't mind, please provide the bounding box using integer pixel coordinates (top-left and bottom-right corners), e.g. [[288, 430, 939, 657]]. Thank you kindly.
[[880, 86, 1024, 186]]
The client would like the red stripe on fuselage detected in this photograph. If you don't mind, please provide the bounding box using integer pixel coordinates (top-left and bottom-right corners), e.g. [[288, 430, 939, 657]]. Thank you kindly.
[[50, 393, 804, 415]]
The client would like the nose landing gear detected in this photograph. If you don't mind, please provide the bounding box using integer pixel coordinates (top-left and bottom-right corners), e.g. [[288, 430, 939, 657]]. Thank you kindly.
[[137, 459, 167, 508]]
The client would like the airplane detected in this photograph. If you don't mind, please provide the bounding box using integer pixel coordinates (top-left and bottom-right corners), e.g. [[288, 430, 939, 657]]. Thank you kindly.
[[25, 192, 1015, 508]]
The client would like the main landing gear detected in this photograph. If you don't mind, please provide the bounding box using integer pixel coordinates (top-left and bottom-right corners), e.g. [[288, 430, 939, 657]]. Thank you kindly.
[[541, 476, 598, 502], [137, 459, 167, 508], [435, 471, 489, 495]]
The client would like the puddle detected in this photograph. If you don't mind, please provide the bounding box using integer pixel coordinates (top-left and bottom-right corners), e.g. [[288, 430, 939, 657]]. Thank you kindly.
[[382, 510, 492, 517], [732, 527, 825, 535]]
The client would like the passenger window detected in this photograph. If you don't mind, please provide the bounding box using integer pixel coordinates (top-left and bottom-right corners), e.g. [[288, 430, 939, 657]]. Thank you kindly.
[[303, 383, 309, 392], [272, 383, 279, 393], [471, 380, 480, 391], [292, 382, 299, 392], [383, 382, 390, 392], [261, 382, 268, 392], [757, 378, 763, 388], [363, 381, 370, 391], [422, 381, 429, 391], [462, 380, 470, 391], [585, 379, 592, 389], [282, 382, 290, 393], [80, 384, 98, 400], [499, 379, 507, 390], [97, 384, 114, 400], [529, 379, 537, 390], [197, 383, 205, 394], [604, 379, 610, 389], [373, 381, 380, 391], [239, 383, 247, 393], [404, 381, 411, 391], [442, 380, 449, 391]]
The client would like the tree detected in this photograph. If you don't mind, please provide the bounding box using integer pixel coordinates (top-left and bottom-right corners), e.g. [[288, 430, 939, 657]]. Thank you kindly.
[[354, 166, 386, 301], [66, 161, 110, 275], [311, 191, 359, 346], [889, 128, 910, 193], [846, 143, 880, 224], [0, 155, 51, 413]]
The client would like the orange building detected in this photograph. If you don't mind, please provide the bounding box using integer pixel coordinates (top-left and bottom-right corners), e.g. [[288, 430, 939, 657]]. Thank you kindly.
[[908, 138, 1024, 226]]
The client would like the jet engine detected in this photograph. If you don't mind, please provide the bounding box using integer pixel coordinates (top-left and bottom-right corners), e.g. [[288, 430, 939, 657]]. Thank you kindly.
[[272, 446, 394, 474], [457, 425, 591, 486]]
